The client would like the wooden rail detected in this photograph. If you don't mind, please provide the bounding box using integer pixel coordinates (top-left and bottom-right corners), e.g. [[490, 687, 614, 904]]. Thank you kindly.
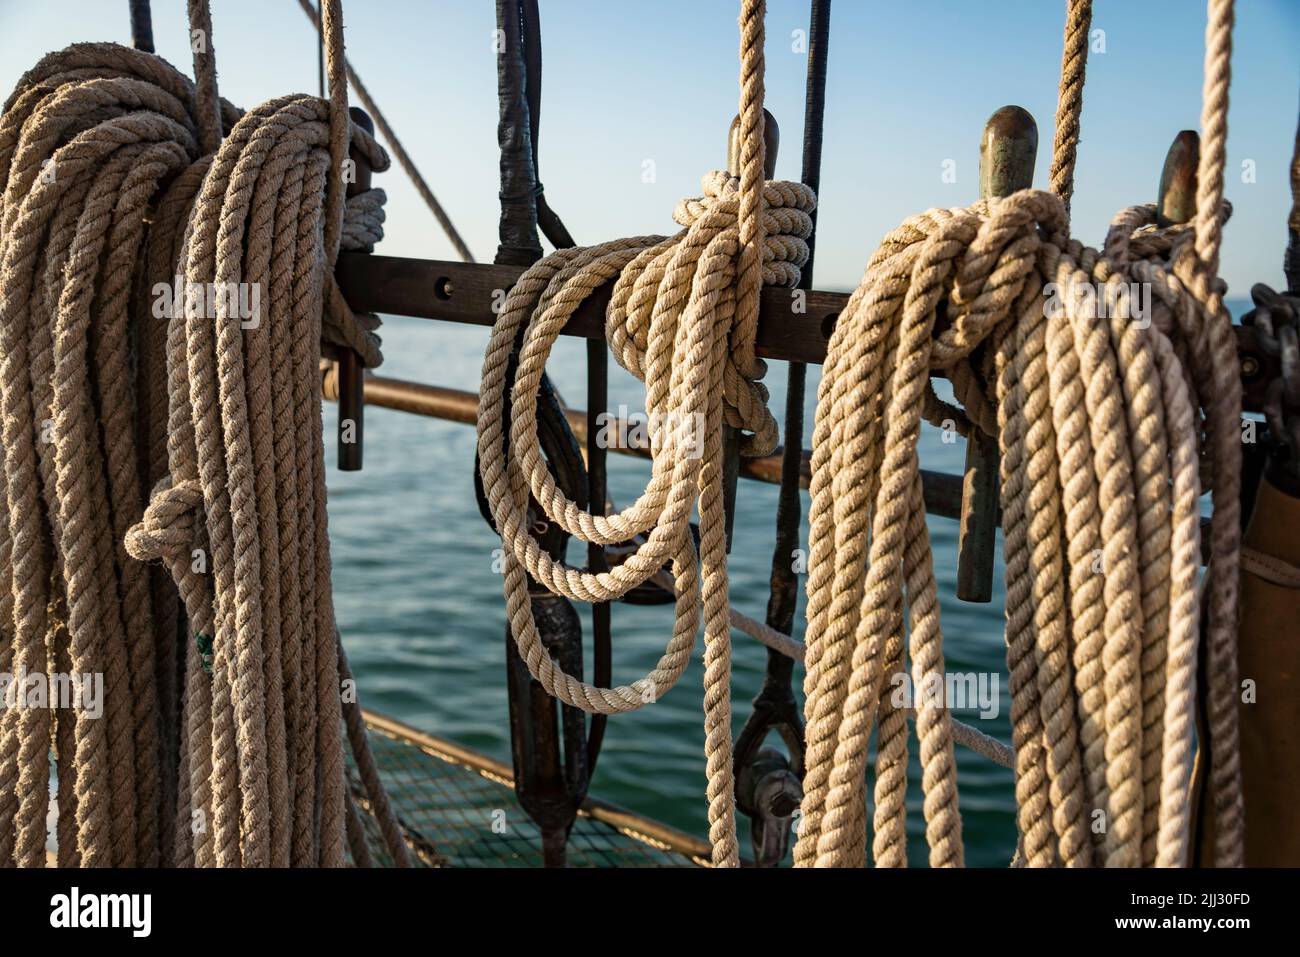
[[336, 252, 1277, 412], [338, 253, 850, 365]]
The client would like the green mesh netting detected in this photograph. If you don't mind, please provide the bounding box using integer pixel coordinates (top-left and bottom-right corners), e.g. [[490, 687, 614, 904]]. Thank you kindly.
[[348, 720, 704, 868]]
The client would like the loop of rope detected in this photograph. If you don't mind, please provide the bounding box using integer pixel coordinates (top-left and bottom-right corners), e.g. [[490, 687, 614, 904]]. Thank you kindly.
[[794, 187, 1232, 868], [477, 0, 810, 866], [475, 176, 812, 804], [793, 0, 1242, 867], [0, 0, 412, 867]]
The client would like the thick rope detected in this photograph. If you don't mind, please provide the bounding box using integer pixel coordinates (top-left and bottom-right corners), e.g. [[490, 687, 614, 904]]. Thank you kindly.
[[478, 0, 812, 866], [0, 42, 205, 868], [0, 0, 411, 867], [1048, 0, 1092, 212], [793, 181, 1229, 867], [1190, 0, 1245, 868], [792, 0, 1239, 864]]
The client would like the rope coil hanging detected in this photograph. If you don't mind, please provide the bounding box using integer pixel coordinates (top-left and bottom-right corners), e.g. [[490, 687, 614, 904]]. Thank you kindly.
[[0, 0, 410, 867], [478, 0, 811, 866], [480, 0, 1247, 870], [793, 0, 1243, 868]]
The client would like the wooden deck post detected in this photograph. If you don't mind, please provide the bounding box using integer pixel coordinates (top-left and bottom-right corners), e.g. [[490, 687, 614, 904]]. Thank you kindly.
[[1157, 130, 1199, 228], [955, 105, 1038, 602]]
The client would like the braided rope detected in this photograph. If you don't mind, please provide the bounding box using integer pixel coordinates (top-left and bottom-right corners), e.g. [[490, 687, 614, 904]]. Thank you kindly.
[[1048, 0, 1092, 211], [795, 180, 1228, 866], [1191, 0, 1245, 868], [477, 0, 818, 868], [0, 0, 412, 868]]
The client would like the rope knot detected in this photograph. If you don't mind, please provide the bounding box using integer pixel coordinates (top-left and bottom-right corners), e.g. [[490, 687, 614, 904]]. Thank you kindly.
[[125, 478, 204, 564], [615, 170, 816, 455], [674, 171, 816, 286], [341, 187, 387, 253]]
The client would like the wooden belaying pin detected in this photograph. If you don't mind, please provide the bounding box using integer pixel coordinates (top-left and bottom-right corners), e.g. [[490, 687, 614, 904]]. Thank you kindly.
[[721, 109, 779, 552], [955, 105, 1038, 603], [337, 106, 375, 472], [1157, 130, 1199, 228]]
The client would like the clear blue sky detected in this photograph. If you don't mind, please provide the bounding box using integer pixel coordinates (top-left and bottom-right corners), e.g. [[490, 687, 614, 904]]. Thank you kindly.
[[2, 0, 1297, 294]]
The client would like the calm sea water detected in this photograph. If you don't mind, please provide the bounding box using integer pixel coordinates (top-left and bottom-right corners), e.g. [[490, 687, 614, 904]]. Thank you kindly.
[[324, 299, 1253, 867]]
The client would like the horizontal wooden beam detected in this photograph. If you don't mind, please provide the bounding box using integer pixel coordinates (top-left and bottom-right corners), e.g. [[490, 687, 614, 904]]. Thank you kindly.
[[336, 252, 1275, 411], [337, 252, 844, 365]]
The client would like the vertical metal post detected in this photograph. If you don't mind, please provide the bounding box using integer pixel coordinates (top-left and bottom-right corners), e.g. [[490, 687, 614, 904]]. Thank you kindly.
[[513, 0, 610, 777], [955, 105, 1037, 603], [767, 0, 829, 653], [337, 107, 373, 471], [129, 0, 154, 53], [490, 0, 588, 869], [317, 1, 326, 99], [584, 341, 612, 773]]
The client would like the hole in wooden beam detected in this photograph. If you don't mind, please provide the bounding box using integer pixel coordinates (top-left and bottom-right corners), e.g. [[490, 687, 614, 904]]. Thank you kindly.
[[434, 276, 454, 301]]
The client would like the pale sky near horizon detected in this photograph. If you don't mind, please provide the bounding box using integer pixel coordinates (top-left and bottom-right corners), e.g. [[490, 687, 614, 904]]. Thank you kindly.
[[1, 0, 1297, 296]]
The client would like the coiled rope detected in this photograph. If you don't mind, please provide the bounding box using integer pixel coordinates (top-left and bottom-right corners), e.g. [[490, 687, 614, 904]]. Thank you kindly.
[[0, 0, 410, 866], [793, 0, 1242, 868], [478, 0, 1245, 870], [478, 0, 812, 867]]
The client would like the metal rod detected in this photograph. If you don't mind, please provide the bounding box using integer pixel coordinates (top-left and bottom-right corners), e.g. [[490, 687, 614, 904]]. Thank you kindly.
[[511, 0, 605, 775], [766, 0, 829, 651], [492, 0, 587, 870], [955, 105, 1037, 603], [337, 106, 375, 471], [323, 371, 1220, 566], [494, 0, 544, 266], [361, 709, 715, 864], [520, 0, 575, 250], [325, 372, 971, 515], [316, 1, 325, 98], [129, 0, 154, 53], [585, 339, 611, 774], [336, 253, 1274, 410], [336, 348, 363, 470]]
